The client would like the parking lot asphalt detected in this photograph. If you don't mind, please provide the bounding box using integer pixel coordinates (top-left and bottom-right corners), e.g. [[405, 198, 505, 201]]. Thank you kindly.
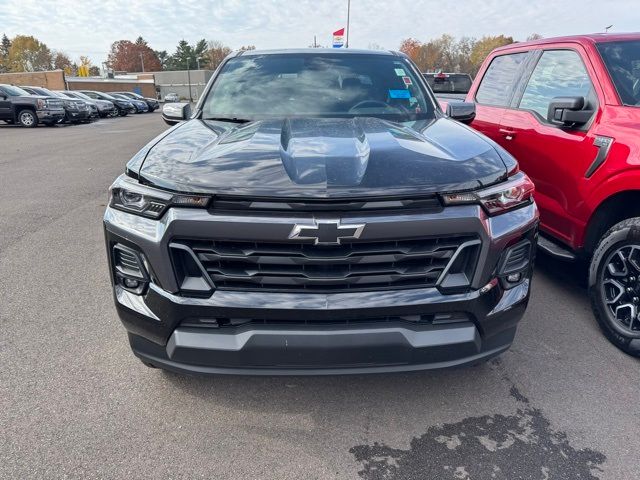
[[1, 115, 639, 480]]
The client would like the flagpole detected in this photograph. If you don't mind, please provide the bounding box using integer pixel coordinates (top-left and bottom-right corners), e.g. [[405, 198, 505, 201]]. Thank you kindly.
[[345, 0, 351, 48]]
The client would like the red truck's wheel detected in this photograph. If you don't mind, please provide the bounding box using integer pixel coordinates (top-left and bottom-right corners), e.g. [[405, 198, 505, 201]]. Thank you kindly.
[[589, 218, 640, 357]]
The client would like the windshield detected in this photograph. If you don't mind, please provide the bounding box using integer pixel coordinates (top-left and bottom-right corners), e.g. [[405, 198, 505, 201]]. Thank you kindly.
[[597, 40, 640, 106], [30, 87, 52, 96], [70, 91, 91, 100], [97, 92, 117, 101], [424, 73, 473, 94], [2, 85, 30, 96], [202, 53, 434, 122]]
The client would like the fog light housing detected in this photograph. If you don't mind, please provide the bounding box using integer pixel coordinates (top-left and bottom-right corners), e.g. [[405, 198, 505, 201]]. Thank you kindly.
[[112, 244, 149, 294], [498, 240, 531, 289]]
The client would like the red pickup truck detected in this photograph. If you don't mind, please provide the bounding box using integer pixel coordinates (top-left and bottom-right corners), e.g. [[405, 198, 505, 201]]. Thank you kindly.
[[465, 33, 640, 356]]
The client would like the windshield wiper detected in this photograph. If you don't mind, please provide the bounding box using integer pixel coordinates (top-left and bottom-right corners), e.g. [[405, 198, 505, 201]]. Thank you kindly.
[[204, 116, 251, 123]]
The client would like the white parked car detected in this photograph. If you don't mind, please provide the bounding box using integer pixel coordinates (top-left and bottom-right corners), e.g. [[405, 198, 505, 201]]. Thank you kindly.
[[164, 93, 180, 102]]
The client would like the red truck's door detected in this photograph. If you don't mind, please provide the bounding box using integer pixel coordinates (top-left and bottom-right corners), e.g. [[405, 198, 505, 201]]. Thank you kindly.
[[468, 52, 530, 144], [495, 47, 601, 246]]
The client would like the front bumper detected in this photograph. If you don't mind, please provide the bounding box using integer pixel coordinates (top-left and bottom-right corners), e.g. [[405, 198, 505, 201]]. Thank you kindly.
[[104, 202, 538, 375], [36, 109, 65, 122], [66, 109, 90, 121]]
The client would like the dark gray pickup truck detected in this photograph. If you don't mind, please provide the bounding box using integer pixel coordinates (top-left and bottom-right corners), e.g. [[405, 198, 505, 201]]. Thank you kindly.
[[0, 84, 65, 127], [106, 49, 538, 375]]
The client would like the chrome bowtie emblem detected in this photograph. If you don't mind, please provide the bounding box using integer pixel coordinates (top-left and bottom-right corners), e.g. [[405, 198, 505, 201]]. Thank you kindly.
[[289, 220, 365, 245]]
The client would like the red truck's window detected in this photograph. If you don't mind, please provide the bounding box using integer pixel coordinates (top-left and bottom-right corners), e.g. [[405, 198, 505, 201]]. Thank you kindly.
[[596, 40, 640, 106], [475, 53, 527, 106], [519, 50, 593, 118]]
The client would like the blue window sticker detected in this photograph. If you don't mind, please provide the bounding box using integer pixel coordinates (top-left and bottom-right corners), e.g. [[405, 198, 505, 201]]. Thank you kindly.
[[389, 89, 410, 99]]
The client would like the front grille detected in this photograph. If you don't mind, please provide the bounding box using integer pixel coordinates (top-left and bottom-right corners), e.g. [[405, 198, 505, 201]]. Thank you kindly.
[[171, 235, 479, 293], [46, 99, 63, 109]]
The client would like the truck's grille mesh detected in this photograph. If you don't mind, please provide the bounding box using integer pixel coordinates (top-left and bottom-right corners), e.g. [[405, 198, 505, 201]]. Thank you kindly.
[[171, 235, 478, 292], [46, 99, 63, 109]]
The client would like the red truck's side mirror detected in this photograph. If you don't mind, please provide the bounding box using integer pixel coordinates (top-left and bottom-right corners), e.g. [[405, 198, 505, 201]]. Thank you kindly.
[[547, 96, 594, 127]]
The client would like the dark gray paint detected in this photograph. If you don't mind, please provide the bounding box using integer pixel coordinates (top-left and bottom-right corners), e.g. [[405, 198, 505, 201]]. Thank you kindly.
[[136, 116, 510, 197]]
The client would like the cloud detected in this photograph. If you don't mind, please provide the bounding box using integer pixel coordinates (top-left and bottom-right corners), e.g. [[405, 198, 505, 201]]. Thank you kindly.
[[2, 0, 639, 66]]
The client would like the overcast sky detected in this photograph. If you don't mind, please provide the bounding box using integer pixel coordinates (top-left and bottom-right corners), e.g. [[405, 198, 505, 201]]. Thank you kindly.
[[2, 0, 639, 66]]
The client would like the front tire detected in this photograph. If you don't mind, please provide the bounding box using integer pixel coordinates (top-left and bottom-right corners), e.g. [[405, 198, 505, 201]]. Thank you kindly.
[[589, 218, 640, 357], [18, 109, 38, 128]]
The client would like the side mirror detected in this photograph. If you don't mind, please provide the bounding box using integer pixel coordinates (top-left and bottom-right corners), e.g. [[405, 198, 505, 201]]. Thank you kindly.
[[162, 103, 191, 126], [446, 102, 476, 124], [547, 96, 593, 127], [0, 93, 6, 100]]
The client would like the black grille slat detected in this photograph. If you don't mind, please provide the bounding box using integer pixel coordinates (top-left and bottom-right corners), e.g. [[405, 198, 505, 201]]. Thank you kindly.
[[198, 250, 452, 265], [180, 312, 470, 328], [172, 235, 477, 292]]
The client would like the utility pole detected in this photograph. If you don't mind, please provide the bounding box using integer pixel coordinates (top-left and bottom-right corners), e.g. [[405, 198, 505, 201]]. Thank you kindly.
[[314, 35, 317, 48], [345, 0, 351, 48], [186, 59, 193, 103], [139, 52, 145, 72]]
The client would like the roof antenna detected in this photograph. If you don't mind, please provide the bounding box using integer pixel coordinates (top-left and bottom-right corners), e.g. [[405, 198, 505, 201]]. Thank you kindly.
[[604, 25, 613, 33]]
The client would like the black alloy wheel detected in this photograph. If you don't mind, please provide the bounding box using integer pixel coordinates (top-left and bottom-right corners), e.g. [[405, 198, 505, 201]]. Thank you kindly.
[[589, 218, 640, 357]]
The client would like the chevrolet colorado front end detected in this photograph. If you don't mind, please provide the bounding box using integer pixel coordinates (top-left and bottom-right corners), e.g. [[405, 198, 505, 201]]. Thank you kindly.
[[104, 49, 538, 374]]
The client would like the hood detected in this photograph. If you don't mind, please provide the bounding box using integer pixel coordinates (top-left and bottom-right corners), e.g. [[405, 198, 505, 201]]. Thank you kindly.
[[24, 94, 53, 100], [136, 117, 510, 198]]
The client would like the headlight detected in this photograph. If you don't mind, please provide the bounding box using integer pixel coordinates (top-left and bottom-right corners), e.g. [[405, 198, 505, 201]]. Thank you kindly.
[[36, 99, 46, 109], [441, 172, 535, 216], [109, 175, 210, 219]]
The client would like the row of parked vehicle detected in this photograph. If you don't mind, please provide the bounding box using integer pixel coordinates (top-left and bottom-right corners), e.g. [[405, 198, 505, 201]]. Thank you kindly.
[[0, 84, 160, 128]]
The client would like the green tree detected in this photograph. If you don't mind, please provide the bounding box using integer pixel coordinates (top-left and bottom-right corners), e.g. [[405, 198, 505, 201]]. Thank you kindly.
[[0, 34, 11, 73], [154, 50, 169, 70], [7, 35, 53, 72], [167, 39, 208, 70]]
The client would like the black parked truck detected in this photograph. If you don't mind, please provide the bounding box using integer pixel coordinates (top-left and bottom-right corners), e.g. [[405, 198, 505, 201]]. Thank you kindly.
[[0, 84, 65, 127], [21, 86, 91, 124], [105, 49, 539, 375]]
